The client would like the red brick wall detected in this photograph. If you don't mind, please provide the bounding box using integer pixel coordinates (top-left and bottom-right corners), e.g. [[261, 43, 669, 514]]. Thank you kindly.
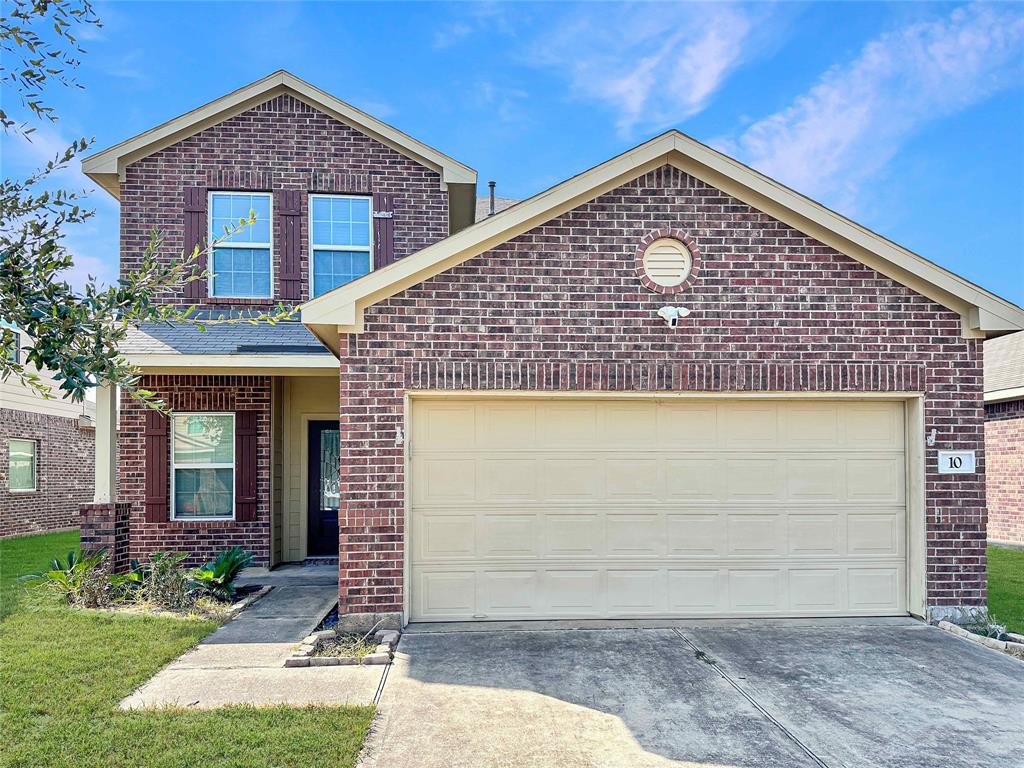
[[985, 399, 1024, 546], [120, 93, 449, 310], [1, 408, 94, 538], [117, 376, 271, 566], [337, 165, 986, 619]]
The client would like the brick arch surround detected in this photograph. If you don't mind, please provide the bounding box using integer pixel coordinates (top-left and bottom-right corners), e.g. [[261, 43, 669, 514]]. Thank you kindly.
[[336, 164, 985, 625]]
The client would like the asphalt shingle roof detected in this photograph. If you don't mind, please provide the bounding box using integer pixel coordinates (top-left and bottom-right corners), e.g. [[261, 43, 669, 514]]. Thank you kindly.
[[122, 319, 331, 356], [985, 330, 1024, 395], [475, 195, 519, 221]]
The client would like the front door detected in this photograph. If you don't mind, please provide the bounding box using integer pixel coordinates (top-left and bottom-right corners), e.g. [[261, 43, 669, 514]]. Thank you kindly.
[[308, 421, 340, 557]]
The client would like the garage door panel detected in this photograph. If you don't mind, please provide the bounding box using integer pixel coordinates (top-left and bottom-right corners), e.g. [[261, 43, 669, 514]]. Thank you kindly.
[[410, 398, 908, 621], [847, 513, 901, 556], [728, 514, 786, 556], [545, 570, 602, 613], [480, 514, 540, 557], [481, 457, 537, 499], [789, 568, 842, 611], [788, 514, 842, 556], [546, 514, 602, 556], [846, 458, 903, 502], [542, 457, 602, 499], [607, 569, 666, 612], [606, 514, 665, 557], [668, 514, 726, 556], [658, 402, 718, 447]]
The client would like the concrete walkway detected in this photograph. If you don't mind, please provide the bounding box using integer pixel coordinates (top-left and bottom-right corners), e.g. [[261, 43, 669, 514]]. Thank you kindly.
[[120, 568, 385, 710]]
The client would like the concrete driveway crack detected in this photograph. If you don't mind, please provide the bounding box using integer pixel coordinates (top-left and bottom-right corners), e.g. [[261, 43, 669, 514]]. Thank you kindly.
[[671, 628, 832, 768]]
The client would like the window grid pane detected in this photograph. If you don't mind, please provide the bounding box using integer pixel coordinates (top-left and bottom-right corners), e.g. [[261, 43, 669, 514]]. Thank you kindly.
[[173, 415, 234, 464], [212, 247, 271, 297], [311, 195, 371, 249], [312, 250, 372, 297], [210, 192, 271, 244], [174, 468, 234, 518], [8, 439, 36, 491]]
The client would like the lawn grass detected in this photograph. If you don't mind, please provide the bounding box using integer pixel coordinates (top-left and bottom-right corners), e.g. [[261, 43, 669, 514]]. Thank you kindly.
[[988, 545, 1024, 634], [0, 530, 373, 768], [0, 529, 80, 618]]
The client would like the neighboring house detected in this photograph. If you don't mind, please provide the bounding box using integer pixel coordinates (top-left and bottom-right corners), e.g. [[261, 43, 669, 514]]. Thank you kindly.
[[78, 70, 1024, 629], [984, 331, 1024, 547], [1, 323, 96, 538]]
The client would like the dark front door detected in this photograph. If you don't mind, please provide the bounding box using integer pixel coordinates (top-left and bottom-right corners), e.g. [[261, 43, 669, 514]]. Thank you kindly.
[[308, 421, 340, 557]]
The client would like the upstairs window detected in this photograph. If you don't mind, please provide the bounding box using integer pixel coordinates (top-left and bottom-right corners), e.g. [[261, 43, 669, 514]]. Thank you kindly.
[[310, 194, 372, 297], [209, 192, 272, 298]]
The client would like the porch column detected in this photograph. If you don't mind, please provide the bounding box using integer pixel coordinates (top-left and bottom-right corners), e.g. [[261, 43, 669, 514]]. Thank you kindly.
[[93, 382, 117, 503]]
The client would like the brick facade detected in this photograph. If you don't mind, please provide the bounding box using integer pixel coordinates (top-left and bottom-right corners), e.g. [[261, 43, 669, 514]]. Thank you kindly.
[[1, 408, 94, 538], [120, 93, 449, 310], [337, 165, 986, 622], [985, 399, 1024, 546], [117, 375, 272, 566]]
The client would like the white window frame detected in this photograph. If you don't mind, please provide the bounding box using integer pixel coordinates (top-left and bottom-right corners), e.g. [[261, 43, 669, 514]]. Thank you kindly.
[[8, 438, 37, 493], [208, 191, 274, 299], [170, 412, 235, 521], [308, 193, 374, 298]]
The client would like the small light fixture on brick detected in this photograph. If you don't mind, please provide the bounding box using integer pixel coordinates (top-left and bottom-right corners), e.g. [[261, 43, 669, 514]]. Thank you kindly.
[[635, 229, 700, 294]]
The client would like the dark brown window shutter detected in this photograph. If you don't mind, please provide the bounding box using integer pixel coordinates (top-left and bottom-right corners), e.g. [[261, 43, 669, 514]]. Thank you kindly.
[[276, 189, 303, 300], [143, 410, 169, 523], [372, 192, 395, 268], [183, 186, 208, 300], [235, 411, 258, 522]]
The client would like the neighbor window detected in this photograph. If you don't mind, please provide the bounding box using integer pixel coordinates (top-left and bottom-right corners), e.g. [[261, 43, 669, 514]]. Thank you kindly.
[[209, 192, 272, 298], [310, 194, 372, 297], [1, 321, 19, 364], [171, 413, 234, 519], [8, 439, 37, 492]]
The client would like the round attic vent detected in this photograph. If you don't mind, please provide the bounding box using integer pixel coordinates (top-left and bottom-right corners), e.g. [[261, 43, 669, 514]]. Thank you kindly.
[[641, 237, 693, 288]]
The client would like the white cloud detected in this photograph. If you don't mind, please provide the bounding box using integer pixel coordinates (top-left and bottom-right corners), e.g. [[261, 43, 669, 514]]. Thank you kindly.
[[720, 3, 1024, 213], [433, 21, 473, 50], [531, 3, 766, 136]]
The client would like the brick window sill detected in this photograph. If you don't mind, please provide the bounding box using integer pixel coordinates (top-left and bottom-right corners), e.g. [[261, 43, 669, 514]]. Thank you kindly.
[[207, 298, 276, 307]]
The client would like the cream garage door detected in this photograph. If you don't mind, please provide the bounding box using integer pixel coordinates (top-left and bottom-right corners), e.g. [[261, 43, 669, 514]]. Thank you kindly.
[[409, 398, 907, 621]]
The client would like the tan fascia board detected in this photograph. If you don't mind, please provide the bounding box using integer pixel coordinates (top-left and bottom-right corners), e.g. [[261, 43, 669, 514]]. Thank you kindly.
[[81, 71, 476, 198], [301, 129, 1024, 341], [985, 385, 1024, 404], [124, 353, 338, 375]]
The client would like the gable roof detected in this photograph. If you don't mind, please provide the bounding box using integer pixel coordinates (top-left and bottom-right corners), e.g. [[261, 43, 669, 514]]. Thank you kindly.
[[301, 130, 1024, 353], [985, 331, 1024, 403], [81, 70, 477, 198]]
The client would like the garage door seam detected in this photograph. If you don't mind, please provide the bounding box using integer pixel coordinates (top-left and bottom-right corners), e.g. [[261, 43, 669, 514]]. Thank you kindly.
[[671, 629, 832, 768]]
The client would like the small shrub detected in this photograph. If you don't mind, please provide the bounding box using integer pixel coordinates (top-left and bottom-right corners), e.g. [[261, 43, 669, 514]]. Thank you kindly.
[[126, 552, 197, 611], [191, 547, 253, 602], [20, 550, 115, 608]]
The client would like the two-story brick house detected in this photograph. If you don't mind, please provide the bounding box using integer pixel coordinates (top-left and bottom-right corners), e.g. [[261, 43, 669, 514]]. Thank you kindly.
[[80, 71, 1024, 629]]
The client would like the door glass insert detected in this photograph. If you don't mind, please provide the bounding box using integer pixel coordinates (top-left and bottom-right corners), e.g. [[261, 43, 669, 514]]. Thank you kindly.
[[320, 429, 340, 510]]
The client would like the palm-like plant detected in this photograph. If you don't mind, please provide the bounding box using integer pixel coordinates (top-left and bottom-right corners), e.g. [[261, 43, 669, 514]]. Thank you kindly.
[[191, 547, 253, 601], [20, 550, 107, 604]]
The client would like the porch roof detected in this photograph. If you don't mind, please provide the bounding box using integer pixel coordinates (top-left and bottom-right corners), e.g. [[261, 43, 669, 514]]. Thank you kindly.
[[123, 319, 332, 356]]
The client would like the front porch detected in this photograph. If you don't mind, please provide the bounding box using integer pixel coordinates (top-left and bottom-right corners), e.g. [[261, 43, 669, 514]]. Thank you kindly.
[[83, 359, 343, 570]]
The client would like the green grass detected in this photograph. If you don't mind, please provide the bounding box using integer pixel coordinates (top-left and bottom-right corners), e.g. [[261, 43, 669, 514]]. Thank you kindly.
[[989, 545, 1024, 634], [0, 531, 373, 768]]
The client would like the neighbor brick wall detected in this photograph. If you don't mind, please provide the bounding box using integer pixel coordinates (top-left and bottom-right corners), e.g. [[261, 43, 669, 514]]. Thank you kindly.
[[0, 408, 94, 538], [336, 164, 986, 619], [985, 399, 1024, 546], [120, 93, 449, 309], [117, 375, 271, 566]]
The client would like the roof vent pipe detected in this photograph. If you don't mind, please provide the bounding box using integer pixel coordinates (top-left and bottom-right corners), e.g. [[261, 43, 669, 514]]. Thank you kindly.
[[488, 181, 496, 216]]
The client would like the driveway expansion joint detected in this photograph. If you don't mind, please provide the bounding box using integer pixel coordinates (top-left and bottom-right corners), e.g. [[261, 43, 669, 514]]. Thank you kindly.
[[671, 628, 833, 768]]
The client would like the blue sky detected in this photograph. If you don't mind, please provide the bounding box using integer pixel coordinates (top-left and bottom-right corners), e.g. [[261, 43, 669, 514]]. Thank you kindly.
[[5, 1, 1023, 303]]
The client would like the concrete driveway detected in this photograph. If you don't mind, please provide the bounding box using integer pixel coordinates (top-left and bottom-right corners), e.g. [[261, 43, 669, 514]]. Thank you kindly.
[[360, 619, 1024, 768]]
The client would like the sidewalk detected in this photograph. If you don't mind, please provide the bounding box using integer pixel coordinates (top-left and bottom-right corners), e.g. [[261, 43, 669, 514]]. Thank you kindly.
[[120, 568, 386, 710]]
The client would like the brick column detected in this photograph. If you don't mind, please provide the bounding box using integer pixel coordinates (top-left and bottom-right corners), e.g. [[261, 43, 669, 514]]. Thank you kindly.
[[80, 502, 131, 572]]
